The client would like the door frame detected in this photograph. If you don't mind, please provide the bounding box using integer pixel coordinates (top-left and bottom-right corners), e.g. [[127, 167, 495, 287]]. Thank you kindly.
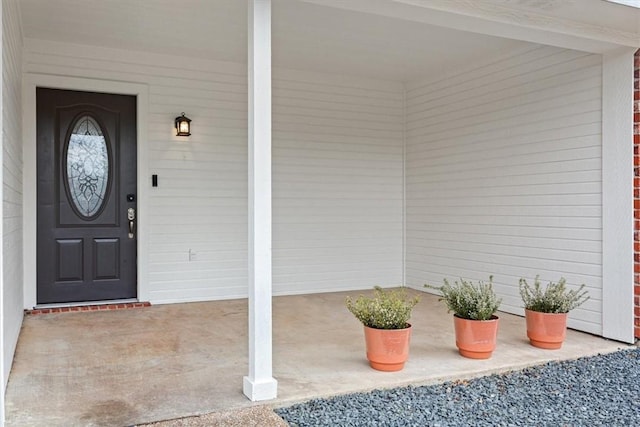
[[23, 74, 149, 308]]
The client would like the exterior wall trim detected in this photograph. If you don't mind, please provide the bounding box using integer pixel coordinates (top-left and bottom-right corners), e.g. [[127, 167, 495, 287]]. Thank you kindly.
[[0, 1, 5, 423], [22, 74, 150, 308], [602, 47, 635, 343]]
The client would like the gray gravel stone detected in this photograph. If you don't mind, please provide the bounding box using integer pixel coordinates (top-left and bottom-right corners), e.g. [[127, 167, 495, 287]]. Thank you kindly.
[[276, 348, 640, 426]]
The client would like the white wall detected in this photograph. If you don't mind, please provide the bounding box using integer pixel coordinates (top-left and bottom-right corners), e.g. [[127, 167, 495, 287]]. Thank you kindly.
[[2, 0, 22, 394], [405, 45, 604, 335], [13, 25, 630, 341], [22, 39, 404, 304], [18, 37, 619, 338], [272, 68, 403, 294]]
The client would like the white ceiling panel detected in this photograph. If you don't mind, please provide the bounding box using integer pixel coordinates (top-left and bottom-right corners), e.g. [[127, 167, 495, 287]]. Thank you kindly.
[[20, 0, 626, 82]]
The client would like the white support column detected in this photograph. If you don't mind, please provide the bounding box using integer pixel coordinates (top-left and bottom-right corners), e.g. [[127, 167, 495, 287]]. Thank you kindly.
[[602, 47, 635, 343], [243, 0, 277, 401]]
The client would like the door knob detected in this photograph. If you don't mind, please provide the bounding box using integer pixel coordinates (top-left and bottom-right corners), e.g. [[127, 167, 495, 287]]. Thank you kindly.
[[127, 208, 136, 238]]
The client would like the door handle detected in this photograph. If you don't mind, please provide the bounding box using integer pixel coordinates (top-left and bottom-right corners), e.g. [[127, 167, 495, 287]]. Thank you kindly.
[[127, 208, 136, 239]]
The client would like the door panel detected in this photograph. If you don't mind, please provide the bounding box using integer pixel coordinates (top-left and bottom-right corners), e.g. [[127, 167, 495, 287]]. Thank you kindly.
[[93, 238, 119, 280], [56, 239, 83, 281], [37, 88, 137, 304]]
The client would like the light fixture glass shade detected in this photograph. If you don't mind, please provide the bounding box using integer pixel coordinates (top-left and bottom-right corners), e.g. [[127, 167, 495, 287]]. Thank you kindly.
[[175, 113, 191, 136]]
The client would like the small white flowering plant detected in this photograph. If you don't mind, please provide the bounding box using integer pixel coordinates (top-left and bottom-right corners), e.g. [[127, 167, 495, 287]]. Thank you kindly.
[[426, 276, 501, 321], [346, 286, 420, 330], [519, 276, 589, 313]]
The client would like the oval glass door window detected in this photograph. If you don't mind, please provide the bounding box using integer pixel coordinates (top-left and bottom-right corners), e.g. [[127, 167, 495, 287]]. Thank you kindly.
[[66, 115, 110, 218]]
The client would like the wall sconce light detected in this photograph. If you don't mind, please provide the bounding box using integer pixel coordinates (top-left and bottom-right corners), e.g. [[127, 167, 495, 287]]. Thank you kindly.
[[175, 112, 192, 136]]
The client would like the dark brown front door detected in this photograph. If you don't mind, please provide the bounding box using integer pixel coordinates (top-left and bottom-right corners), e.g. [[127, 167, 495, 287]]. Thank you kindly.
[[36, 88, 137, 304]]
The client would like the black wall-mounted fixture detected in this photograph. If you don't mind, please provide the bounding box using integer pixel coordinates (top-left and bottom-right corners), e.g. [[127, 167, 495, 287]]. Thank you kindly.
[[175, 112, 192, 136]]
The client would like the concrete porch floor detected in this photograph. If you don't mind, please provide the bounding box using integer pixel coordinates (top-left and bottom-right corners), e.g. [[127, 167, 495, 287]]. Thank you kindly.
[[4, 290, 630, 426]]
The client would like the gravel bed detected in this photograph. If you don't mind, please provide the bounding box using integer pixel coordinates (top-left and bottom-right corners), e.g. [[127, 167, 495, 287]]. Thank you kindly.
[[276, 348, 640, 426]]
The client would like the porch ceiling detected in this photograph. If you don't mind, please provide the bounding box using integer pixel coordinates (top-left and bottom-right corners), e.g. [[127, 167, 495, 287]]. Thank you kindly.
[[18, 0, 530, 82]]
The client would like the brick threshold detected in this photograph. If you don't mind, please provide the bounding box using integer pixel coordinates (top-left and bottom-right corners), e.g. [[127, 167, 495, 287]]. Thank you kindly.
[[26, 301, 151, 315]]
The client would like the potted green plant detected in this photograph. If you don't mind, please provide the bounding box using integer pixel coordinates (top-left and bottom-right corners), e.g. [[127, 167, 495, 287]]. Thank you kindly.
[[346, 286, 420, 371], [426, 276, 501, 359], [519, 276, 589, 349]]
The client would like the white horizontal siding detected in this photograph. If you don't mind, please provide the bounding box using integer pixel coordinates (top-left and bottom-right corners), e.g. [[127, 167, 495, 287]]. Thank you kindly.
[[3, 0, 23, 392], [405, 45, 603, 335], [272, 68, 403, 294], [22, 40, 241, 303], [23, 39, 404, 303]]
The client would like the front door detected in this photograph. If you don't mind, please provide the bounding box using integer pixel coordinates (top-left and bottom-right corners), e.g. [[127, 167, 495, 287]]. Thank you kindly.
[[36, 88, 137, 304]]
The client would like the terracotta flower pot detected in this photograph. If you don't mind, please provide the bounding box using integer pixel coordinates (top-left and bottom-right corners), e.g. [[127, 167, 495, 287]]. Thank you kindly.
[[363, 324, 412, 371], [453, 315, 499, 359], [525, 309, 568, 349]]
